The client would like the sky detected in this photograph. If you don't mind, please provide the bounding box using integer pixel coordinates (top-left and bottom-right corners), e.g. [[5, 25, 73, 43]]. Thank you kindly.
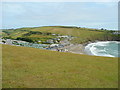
[[1, 2, 118, 30]]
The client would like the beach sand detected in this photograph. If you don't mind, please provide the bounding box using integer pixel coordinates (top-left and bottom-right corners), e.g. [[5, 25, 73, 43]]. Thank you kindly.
[[59, 44, 87, 55]]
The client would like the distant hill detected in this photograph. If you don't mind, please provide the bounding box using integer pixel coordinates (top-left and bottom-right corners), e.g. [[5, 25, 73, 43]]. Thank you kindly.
[[1, 26, 120, 44]]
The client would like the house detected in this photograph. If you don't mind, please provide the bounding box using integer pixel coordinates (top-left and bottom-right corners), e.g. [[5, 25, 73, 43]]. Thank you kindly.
[[58, 35, 69, 38], [50, 44, 59, 47], [38, 40, 41, 42], [46, 39, 54, 44], [113, 32, 120, 35], [52, 34, 56, 36]]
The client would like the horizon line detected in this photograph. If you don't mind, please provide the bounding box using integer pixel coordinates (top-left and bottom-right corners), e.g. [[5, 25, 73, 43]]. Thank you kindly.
[[0, 25, 118, 31]]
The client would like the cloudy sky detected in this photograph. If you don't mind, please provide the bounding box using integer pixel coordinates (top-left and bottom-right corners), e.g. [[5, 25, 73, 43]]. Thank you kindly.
[[1, 2, 118, 30]]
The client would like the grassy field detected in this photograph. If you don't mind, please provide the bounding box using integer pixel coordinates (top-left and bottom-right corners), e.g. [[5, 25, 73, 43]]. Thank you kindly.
[[2, 44, 118, 88], [2, 26, 118, 44]]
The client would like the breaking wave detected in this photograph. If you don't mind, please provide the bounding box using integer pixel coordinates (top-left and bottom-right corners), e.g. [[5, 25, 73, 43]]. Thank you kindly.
[[85, 41, 120, 57]]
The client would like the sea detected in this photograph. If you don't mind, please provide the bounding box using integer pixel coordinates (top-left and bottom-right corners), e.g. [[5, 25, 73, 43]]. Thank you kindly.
[[85, 41, 120, 57]]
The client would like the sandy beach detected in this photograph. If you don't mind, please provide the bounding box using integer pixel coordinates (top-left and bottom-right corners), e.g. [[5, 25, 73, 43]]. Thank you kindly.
[[64, 44, 86, 54], [49, 38, 88, 55], [52, 44, 87, 55]]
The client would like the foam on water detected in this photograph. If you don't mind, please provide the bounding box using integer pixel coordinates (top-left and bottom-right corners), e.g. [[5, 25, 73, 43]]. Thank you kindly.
[[85, 41, 119, 57]]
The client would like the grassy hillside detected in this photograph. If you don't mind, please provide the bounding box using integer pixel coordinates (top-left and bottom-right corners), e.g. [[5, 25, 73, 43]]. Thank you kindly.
[[2, 26, 119, 44], [2, 45, 118, 88]]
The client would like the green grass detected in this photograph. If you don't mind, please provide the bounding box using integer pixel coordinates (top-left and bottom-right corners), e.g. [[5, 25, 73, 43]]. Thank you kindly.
[[23, 34, 56, 43], [2, 26, 114, 44], [2, 26, 119, 88], [2, 45, 118, 88], [25, 26, 106, 43]]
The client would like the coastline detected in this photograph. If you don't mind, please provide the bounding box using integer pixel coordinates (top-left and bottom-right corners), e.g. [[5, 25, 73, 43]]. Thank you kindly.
[[84, 41, 120, 57], [61, 44, 86, 54], [50, 43, 88, 55], [59, 40, 120, 57], [1, 38, 119, 57]]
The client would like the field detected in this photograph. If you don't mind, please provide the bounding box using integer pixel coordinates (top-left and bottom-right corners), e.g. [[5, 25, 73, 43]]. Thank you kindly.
[[2, 26, 119, 88], [2, 44, 118, 88], [2, 26, 119, 44]]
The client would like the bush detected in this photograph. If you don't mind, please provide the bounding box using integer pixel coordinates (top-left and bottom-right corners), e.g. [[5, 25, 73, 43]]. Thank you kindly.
[[16, 37, 34, 42]]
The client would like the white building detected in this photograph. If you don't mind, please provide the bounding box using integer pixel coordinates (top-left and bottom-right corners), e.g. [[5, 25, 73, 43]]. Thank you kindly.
[[50, 44, 59, 47], [58, 35, 69, 38]]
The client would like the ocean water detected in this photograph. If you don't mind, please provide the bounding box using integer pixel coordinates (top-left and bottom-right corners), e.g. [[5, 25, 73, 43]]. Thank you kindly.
[[85, 41, 120, 57]]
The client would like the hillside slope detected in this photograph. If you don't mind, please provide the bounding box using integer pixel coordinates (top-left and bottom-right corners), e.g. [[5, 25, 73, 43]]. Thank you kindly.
[[2, 26, 119, 44], [2, 45, 118, 88]]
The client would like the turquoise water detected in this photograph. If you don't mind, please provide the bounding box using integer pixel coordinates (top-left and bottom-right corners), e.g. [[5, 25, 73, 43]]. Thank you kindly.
[[85, 41, 120, 57]]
